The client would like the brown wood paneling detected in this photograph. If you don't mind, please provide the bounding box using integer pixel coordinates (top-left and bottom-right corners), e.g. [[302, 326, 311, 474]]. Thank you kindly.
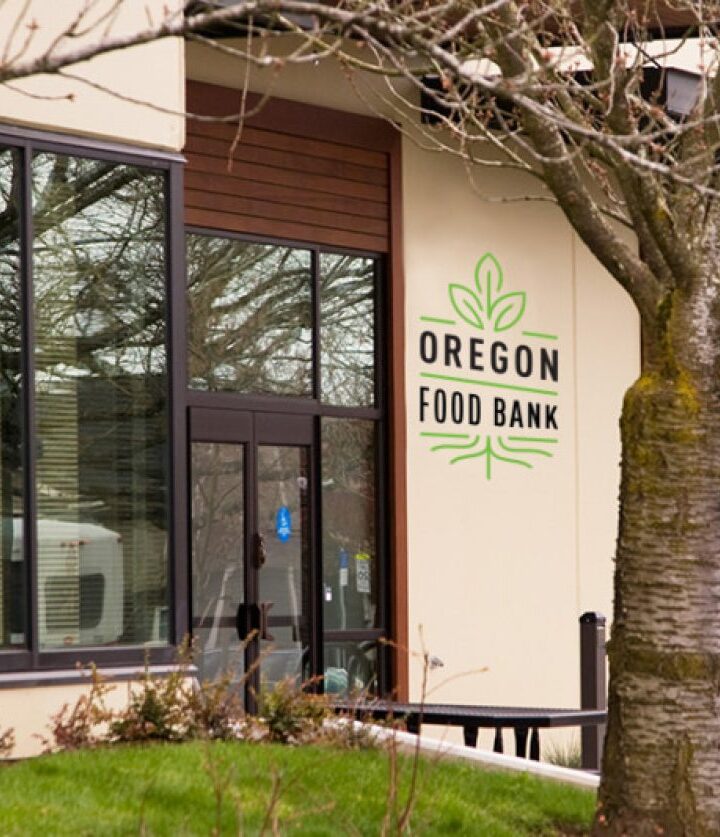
[[188, 120, 387, 169], [185, 171, 387, 221], [185, 132, 388, 186], [187, 82, 397, 152], [184, 81, 393, 252], [185, 206, 387, 253], [185, 152, 387, 203], [186, 189, 388, 238]]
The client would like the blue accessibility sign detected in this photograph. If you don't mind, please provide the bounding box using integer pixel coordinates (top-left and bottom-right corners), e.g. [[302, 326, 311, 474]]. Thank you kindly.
[[276, 506, 292, 542]]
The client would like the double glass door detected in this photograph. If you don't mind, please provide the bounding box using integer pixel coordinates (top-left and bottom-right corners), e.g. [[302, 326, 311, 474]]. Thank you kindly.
[[190, 408, 314, 701]]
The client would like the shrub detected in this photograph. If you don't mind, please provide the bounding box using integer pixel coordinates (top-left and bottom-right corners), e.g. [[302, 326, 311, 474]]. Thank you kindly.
[[109, 666, 196, 743], [186, 672, 247, 742], [40, 666, 113, 752], [0, 726, 14, 758], [39, 647, 380, 754], [259, 677, 330, 744]]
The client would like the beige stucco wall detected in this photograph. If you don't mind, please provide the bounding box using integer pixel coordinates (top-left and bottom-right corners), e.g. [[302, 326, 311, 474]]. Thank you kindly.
[[0, 0, 184, 151], [402, 148, 639, 715]]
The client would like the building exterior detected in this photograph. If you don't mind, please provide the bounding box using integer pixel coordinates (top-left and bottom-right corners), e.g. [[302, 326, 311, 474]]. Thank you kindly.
[[0, 2, 640, 757]]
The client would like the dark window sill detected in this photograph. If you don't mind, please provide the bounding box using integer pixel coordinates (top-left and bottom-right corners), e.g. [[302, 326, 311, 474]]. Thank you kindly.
[[0, 664, 197, 690]]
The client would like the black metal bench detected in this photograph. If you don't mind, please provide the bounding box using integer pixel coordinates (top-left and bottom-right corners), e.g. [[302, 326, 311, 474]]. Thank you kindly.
[[334, 612, 609, 770], [332, 700, 607, 762]]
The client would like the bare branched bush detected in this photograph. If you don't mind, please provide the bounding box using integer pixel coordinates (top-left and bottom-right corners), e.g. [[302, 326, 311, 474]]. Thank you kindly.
[[39, 665, 114, 753], [0, 726, 15, 758]]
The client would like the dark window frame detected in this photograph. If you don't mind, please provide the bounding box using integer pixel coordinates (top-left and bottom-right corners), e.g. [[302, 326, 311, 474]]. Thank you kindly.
[[0, 127, 184, 675], [184, 226, 390, 695]]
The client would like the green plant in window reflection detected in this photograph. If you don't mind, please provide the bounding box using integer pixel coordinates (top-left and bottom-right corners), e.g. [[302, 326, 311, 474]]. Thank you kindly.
[[427, 434, 555, 479], [448, 253, 526, 333]]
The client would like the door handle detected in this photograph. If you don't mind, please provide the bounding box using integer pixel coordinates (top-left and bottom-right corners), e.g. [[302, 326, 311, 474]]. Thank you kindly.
[[235, 602, 260, 641], [259, 601, 274, 642], [255, 532, 267, 568]]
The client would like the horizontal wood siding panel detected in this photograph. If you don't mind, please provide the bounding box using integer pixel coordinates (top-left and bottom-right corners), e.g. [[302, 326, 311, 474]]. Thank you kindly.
[[185, 133, 387, 187], [185, 131, 388, 179], [185, 81, 392, 253], [186, 152, 387, 203], [185, 189, 388, 237], [185, 207, 388, 252], [187, 122, 387, 170], [184, 171, 388, 221], [187, 82, 397, 152]]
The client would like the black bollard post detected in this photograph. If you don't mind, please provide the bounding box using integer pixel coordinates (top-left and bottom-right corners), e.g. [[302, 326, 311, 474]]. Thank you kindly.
[[580, 612, 606, 772]]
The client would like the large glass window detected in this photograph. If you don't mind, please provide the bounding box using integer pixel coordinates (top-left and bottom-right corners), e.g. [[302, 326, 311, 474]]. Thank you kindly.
[[0, 139, 172, 666], [32, 154, 169, 648]]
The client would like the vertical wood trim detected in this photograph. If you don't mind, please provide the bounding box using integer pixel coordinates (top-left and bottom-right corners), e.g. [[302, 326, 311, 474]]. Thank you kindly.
[[388, 131, 409, 700]]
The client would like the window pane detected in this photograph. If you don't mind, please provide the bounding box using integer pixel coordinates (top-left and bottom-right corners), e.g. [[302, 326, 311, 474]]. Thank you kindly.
[[32, 153, 169, 649], [320, 253, 375, 406], [191, 443, 245, 684], [257, 445, 312, 690], [324, 641, 377, 695], [0, 149, 25, 649], [187, 236, 312, 396], [321, 418, 377, 630]]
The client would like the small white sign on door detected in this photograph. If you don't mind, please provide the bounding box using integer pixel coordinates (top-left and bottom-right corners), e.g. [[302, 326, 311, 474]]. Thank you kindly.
[[355, 552, 371, 594]]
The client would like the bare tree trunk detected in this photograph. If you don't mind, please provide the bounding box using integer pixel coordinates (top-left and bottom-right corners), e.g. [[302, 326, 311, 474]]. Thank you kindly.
[[596, 303, 720, 834]]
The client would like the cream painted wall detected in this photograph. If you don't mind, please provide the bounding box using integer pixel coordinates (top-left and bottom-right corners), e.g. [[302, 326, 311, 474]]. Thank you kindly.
[[0, 0, 184, 150], [574, 238, 640, 618], [186, 43, 639, 712], [402, 144, 575, 709]]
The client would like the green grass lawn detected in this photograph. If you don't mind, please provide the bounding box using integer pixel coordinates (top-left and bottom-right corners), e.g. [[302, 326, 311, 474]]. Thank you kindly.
[[0, 742, 595, 835]]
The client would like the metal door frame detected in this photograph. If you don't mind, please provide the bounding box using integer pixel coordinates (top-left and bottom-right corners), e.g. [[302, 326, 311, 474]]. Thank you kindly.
[[189, 406, 319, 705]]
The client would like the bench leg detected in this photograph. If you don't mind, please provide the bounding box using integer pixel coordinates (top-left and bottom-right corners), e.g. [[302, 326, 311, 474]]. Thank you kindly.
[[529, 728, 540, 761], [493, 727, 504, 754], [463, 726, 479, 748], [406, 716, 420, 736], [515, 726, 528, 758]]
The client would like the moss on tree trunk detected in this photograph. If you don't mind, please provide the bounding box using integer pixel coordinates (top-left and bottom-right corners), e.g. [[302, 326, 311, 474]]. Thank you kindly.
[[595, 357, 720, 835]]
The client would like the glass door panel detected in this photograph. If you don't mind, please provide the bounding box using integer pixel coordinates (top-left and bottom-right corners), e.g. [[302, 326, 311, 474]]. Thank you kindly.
[[256, 445, 311, 690], [191, 442, 245, 684]]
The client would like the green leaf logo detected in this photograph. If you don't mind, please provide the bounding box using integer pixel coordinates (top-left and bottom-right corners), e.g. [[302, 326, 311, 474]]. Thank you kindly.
[[449, 284, 484, 330], [475, 252, 503, 316], [491, 291, 526, 332]]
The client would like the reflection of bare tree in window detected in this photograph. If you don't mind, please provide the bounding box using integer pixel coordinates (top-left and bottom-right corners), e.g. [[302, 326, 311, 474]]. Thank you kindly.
[[191, 443, 244, 682], [31, 153, 168, 647], [321, 418, 376, 630], [187, 236, 312, 396], [0, 149, 23, 647], [320, 254, 375, 407]]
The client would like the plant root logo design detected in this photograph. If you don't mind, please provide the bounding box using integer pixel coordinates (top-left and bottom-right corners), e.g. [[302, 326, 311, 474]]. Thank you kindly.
[[418, 252, 560, 479]]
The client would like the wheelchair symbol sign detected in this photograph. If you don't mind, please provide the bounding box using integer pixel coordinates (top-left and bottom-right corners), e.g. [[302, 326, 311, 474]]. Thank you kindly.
[[276, 506, 292, 542]]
